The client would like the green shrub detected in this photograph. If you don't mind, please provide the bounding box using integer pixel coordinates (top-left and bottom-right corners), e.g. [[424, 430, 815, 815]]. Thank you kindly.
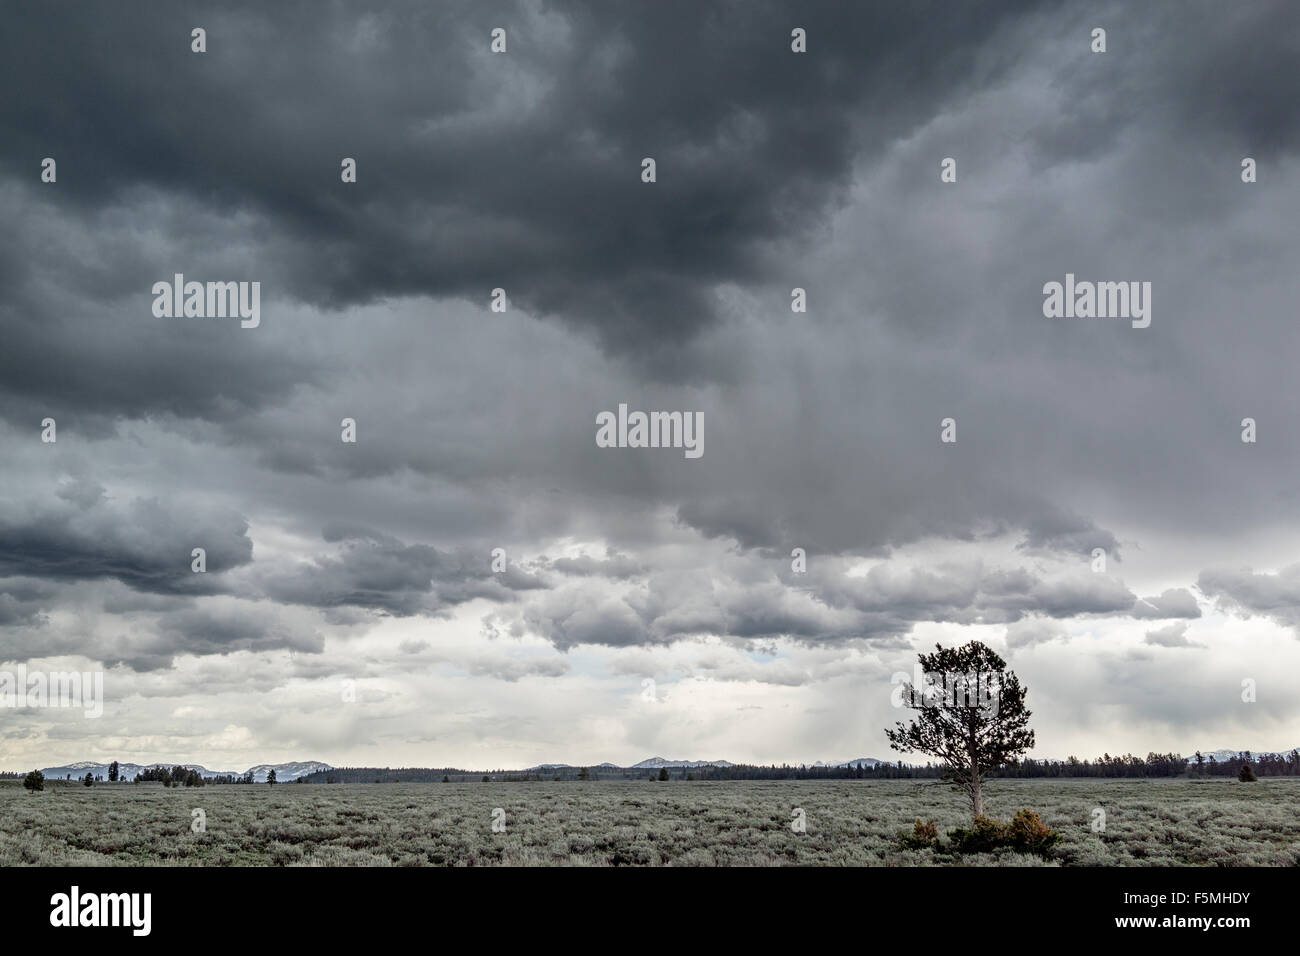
[[900, 818, 939, 848], [948, 815, 1007, 854], [1005, 809, 1063, 854], [948, 810, 1061, 857], [23, 770, 44, 792], [1238, 764, 1257, 782]]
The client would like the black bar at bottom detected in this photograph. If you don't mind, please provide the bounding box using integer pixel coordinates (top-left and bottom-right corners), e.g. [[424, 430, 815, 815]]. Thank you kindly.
[[2, 865, 1274, 940]]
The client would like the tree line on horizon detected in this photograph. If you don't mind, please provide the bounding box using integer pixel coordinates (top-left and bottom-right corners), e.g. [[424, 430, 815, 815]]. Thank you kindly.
[[276, 749, 1299, 784], [6, 750, 1299, 786], [5, 762, 282, 787]]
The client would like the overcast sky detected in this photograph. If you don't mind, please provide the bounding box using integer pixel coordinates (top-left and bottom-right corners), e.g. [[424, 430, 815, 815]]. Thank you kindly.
[[2, 0, 1298, 772]]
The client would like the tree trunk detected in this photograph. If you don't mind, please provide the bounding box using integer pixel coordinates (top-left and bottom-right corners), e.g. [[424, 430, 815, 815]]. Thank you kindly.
[[969, 713, 983, 820]]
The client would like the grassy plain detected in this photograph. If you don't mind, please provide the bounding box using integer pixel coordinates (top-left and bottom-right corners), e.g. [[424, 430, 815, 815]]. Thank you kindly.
[[2, 777, 1295, 866]]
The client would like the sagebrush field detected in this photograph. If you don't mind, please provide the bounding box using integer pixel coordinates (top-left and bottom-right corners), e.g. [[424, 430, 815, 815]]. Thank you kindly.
[[2, 778, 1295, 866]]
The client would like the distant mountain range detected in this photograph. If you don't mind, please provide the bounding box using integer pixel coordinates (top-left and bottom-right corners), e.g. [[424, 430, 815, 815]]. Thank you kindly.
[[37, 760, 332, 782], [524, 757, 735, 771], [630, 756, 736, 769]]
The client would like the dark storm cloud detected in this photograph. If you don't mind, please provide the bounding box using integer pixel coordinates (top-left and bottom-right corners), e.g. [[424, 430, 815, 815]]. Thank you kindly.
[[0, 595, 327, 672], [544, 550, 646, 579], [1004, 617, 1068, 650], [2, 0, 1290, 563], [0, 186, 318, 432], [1023, 0, 1300, 170], [0, 493, 252, 595], [519, 582, 653, 650], [259, 526, 544, 616], [1017, 513, 1121, 561], [0, 579, 54, 628], [0, 0, 1054, 376], [681, 489, 1118, 556], [155, 605, 324, 661], [1, 0, 1297, 687], [508, 557, 1148, 651], [820, 561, 1138, 628], [1198, 565, 1300, 634]]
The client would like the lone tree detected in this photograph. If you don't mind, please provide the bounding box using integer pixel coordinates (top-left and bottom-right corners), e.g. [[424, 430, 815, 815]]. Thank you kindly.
[[266, 768, 277, 786], [885, 641, 1034, 821], [23, 770, 44, 792], [108, 760, 119, 782]]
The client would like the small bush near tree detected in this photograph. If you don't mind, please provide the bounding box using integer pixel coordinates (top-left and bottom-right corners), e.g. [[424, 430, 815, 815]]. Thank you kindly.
[[23, 770, 44, 792], [82, 773, 94, 787], [947, 815, 1006, 854], [1005, 809, 1063, 853], [1238, 764, 1257, 782], [946, 809, 1061, 857], [900, 818, 939, 848]]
